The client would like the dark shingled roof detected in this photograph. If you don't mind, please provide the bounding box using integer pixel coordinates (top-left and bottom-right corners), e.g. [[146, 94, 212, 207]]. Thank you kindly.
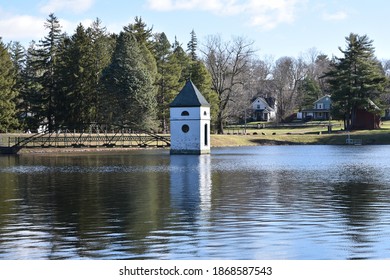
[[170, 80, 210, 107]]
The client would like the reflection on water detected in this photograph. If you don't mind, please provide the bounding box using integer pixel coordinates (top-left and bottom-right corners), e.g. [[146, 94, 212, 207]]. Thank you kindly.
[[170, 155, 211, 214], [1, 146, 390, 259]]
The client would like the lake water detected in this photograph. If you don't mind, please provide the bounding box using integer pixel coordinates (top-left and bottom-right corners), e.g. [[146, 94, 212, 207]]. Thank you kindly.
[[1, 145, 390, 260]]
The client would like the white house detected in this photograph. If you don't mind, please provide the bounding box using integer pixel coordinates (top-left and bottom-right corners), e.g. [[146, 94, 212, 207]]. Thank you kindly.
[[169, 80, 210, 155], [250, 97, 277, 122]]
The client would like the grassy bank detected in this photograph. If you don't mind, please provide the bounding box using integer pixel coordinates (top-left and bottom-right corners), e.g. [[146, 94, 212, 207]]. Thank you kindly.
[[211, 120, 390, 147], [2, 121, 390, 154]]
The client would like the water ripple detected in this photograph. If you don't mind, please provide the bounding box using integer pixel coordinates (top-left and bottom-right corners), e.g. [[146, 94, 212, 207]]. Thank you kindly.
[[1, 146, 390, 259]]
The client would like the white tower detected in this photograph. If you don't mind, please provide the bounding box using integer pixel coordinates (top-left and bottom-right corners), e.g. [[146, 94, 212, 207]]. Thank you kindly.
[[170, 80, 211, 155]]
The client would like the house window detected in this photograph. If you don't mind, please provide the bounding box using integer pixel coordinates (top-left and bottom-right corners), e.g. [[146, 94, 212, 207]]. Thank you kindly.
[[204, 111, 207, 116], [317, 103, 323, 109], [182, 124, 190, 133], [257, 105, 261, 109], [181, 111, 189, 116]]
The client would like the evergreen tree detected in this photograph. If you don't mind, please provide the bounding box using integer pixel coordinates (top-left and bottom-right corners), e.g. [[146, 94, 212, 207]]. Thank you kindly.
[[0, 39, 18, 131], [20, 41, 44, 130], [187, 60, 218, 125], [9, 42, 25, 74], [172, 39, 192, 82], [124, 16, 153, 50], [154, 33, 182, 132], [56, 24, 94, 129], [31, 13, 64, 131], [87, 18, 116, 123], [298, 77, 322, 110], [54, 21, 115, 130], [101, 31, 157, 130], [325, 33, 387, 129], [187, 29, 198, 61], [124, 17, 158, 102], [8, 42, 26, 128], [154, 32, 171, 60], [124, 17, 158, 81]]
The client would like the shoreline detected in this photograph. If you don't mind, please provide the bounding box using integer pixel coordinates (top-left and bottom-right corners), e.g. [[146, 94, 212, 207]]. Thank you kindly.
[[12, 135, 389, 155], [3, 124, 390, 154], [16, 146, 169, 155]]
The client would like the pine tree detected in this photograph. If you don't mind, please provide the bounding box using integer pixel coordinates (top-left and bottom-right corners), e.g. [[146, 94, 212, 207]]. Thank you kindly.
[[8, 42, 26, 128], [124, 16, 153, 50], [124, 17, 158, 112], [101, 31, 157, 130], [0, 39, 18, 132], [325, 33, 387, 129], [31, 13, 64, 131], [87, 18, 116, 123], [19, 42, 47, 131], [298, 77, 322, 110], [154, 32, 182, 132], [124, 17, 158, 78], [187, 29, 198, 61], [186, 60, 218, 124], [172, 39, 191, 82], [9, 42, 25, 74], [56, 24, 95, 129]]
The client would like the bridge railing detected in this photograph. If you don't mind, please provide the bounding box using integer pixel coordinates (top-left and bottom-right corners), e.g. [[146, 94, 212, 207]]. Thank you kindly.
[[6, 131, 170, 149]]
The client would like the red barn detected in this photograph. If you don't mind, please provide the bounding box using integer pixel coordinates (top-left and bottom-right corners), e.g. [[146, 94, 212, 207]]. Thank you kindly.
[[352, 100, 381, 130]]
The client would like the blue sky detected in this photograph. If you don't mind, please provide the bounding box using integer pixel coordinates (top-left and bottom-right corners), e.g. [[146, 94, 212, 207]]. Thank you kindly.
[[1, 0, 389, 60]]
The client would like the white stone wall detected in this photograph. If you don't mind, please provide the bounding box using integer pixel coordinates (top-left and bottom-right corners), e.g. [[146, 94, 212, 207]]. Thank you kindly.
[[170, 106, 210, 154]]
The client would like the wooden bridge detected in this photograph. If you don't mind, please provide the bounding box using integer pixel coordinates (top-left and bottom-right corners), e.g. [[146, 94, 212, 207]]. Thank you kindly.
[[0, 128, 170, 154]]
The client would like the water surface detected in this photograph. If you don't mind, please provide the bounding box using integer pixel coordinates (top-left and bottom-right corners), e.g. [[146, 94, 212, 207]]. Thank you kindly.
[[1, 146, 390, 259]]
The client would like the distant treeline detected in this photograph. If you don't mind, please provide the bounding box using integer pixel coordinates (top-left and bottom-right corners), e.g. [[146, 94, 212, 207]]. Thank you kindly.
[[0, 14, 389, 133]]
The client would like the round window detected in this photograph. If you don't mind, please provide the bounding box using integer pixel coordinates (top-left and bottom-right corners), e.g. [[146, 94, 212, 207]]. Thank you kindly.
[[182, 124, 190, 133]]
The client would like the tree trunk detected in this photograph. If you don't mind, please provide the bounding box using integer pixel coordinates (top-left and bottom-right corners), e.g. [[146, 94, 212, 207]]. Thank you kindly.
[[351, 106, 357, 130], [216, 111, 224, 134]]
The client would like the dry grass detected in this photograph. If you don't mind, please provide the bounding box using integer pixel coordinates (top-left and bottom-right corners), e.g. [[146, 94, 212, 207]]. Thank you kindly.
[[2, 121, 390, 153], [212, 120, 390, 147]]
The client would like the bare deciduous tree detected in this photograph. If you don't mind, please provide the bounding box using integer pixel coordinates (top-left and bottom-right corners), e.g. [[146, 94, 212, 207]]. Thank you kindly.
[[201, 35, 255, 134], [272, 56, 307, 122]]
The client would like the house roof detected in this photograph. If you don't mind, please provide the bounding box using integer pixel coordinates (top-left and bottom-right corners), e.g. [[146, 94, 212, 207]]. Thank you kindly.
[[251, 97, 275, 112], [314, 95, 331, 104], [170, 80, 210, 108]]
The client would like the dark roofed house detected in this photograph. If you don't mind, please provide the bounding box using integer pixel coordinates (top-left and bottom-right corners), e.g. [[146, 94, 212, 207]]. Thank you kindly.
[[250, 96, 277, 122]]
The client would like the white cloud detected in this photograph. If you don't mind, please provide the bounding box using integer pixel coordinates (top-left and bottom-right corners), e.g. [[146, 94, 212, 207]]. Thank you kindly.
[[39, 0, 95, 14], [246, 0, 301, 30], [0, 14, 46, 42], [61, 18, 90, 34], [322, 11, 348, 21], [147, 0, 225, 12], [146, 0, 305, 30], [0, 11, 94, 46]]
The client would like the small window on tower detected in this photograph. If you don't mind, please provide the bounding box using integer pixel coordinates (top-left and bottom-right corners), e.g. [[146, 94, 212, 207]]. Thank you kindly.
[[204, 111, 207, 116], [181, 111, 189, 116], [182, 124, 190, 133]]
